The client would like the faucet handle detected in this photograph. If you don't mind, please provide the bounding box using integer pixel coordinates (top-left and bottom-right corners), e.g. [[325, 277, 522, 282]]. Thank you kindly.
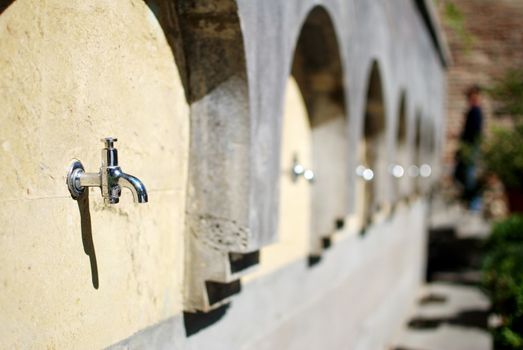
[[101, 137, 118, 149], [101, 137, 118, 167]]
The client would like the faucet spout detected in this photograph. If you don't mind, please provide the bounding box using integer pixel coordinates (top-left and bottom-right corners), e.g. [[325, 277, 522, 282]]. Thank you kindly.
[[118, 172, 148, 203]]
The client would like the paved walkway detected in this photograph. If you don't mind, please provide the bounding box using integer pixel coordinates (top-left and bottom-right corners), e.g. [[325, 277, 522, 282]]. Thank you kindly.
[[391, 197, 493, 350], [392, 282, 491, 350]]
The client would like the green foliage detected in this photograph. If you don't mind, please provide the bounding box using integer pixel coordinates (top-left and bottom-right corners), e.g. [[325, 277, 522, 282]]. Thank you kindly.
[[435, 0, 475, 51], [444, 2, 464, 29], [483, 124, 523, 189], [485, 215, 523, 250], [494, 326, 523, 350], [482, 215, 523, 349], [489, 68, 523, 119]]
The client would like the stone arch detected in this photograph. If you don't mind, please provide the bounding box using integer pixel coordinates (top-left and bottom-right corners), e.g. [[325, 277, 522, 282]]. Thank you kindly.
[[180, 0, 253, 313], [176, 1, 251, 249], [288, 5, 349, 257], [146, 0, 253, 312], [358, 60, 387, 229]]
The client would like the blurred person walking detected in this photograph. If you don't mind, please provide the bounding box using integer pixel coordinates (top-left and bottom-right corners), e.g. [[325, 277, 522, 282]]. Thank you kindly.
[[454, 85, 484, 211]]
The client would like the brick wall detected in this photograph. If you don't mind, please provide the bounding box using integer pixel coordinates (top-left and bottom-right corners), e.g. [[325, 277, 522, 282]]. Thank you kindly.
[[439, 0, 523, 173]]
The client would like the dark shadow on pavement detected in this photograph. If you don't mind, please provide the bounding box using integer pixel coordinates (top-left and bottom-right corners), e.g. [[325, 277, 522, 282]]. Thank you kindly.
[[402, 224, 491, 334], [419, 293, 447, 305], [426, 227, 484, 283], [408, 309, 489, 331], [395, 210, 492, 350]]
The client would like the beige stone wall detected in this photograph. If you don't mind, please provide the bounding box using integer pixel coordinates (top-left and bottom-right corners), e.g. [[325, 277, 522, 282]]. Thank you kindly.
[[0, 1, 189, 349]]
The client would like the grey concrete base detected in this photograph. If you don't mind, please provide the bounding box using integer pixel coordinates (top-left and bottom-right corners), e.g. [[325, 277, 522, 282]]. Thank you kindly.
[[110, 200, 428, 350]]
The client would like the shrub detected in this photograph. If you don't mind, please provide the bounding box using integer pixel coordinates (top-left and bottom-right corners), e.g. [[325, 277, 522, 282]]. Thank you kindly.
[[482, 215, 523, 349], [484, 215, 523, 250], [483, 66, 523, 194], [482, 124, 523, 190], [489, 68, 523, 119]]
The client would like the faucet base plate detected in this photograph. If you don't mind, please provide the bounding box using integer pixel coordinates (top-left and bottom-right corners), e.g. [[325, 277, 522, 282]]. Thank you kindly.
[[67, 160, 85, 200]]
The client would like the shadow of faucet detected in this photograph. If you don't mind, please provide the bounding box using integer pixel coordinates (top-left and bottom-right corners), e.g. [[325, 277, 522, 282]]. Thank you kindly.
[[77, 190, 99, 289]]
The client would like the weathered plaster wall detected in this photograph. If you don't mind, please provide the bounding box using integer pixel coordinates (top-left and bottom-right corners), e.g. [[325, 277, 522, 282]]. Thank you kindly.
[[0, 1, 189, 349]]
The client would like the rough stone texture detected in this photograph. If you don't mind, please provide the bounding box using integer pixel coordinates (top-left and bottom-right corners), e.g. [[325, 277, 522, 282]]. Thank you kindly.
[[0, 1, 189, 348], [439, 0, 523, 175], [177, 0, 252, 252], [156, 0, 257, 311]]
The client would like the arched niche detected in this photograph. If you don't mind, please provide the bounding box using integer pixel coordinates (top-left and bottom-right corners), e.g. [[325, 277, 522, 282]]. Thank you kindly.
[[358, 61, 387, 230], [394, 90, 408, 201], [0, 0, 189, 347], [148, 0, 254, 312], [288, 6, 349, 257], [252, 9, 350, 270], [248, 77, 312, 278]]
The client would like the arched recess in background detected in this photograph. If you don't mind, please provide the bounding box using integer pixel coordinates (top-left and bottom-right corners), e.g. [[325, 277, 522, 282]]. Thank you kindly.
[[289, 6, 349, 258], [394, 91, 408, 201], [146, 0, 254, 314], [248, 6, 348, 276], [358, 61, 386, 230], [252, 77, 313, 277]]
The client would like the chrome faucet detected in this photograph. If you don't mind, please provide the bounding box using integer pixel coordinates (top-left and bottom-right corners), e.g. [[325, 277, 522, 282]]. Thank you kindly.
[[67, 138, 148, 204], [356, 165, 374, 181], [290, 154, 315, 183]]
